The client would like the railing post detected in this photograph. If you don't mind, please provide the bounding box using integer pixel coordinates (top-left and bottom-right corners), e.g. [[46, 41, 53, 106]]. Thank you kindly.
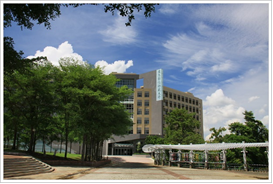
[[178, 150, 181, 167], [162, 150, 165, 166], [222, 149, 227, 170], [155, 149, 159, 165], [189, 150, 193, 168], [241, 141, 248, 171], [265, 141, 269, 163], [169, 150, 172, 166], [204, 150, 208, 169]]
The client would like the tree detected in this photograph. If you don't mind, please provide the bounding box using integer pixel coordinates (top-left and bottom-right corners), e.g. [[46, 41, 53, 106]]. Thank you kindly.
[[4, 59, 59, 153], [145, 135, 164, 145], [222, 110, 268, 164], [57, 58, 133, 161], [227, 111, 268, 143], [209, 127, 226, 143], [4, 3, 158, 29], [164, 108, 204, 145]]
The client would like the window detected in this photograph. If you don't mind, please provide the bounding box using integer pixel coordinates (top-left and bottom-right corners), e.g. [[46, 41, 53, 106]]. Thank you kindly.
[[189, 98, 192, 104], [185, 97, 188, 103], [164, 108, 168, 115], [174, 102, 177, 108], [182, 96, 184, 102], [125, 104, 133, 118], [145, 109, 149, 115], [145, 127, 149, 134], [164, 91, 168, 98], [137, 108, 142, 115], [174, 94, 176, 100], [169, 92, 172, 99], [164, 100, 168, 107], [186, 105, 188, 110], [137, 127, 141, 134], [193, 107, 195, 112], [189, 106, 192, 112], [137, 91, 142, 97], [196, 100, 199, 106], [169, 101, 172, 108], [182, 104, 185, 109], [178, 95, 181, 101], [196, 108, 199, 113], [192, 99, 195, 105], [144, 118, 149, 125], [137, 118, 142, 124], [115, 79, 134, 89], [196, 115, 199, 121], [178, 103, 181, 109], [145, 91, 149, 97], [145, 100, 149, 107], [137, 100, 142, 106]]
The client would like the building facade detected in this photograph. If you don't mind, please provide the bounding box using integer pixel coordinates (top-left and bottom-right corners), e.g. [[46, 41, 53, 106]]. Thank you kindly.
[[102, 69, 203, 156]]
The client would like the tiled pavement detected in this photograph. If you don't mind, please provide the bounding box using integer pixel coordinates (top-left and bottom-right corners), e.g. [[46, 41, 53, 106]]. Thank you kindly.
[[3, 155, 269, 181]]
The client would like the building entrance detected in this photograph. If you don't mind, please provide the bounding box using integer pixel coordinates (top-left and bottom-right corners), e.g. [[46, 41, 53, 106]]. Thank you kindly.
[[108, 143, 134, 155], [114, 148, 132, 155]]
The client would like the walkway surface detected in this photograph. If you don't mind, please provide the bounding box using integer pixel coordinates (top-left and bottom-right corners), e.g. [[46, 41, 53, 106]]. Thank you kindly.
[[4, 155, 269, 181]]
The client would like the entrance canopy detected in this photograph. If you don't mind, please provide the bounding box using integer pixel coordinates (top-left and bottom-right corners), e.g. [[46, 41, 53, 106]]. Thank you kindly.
[[142, 142, 269, 153]]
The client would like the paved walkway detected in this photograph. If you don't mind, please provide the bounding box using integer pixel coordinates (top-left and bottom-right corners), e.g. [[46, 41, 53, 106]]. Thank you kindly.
[[4, 155, 269, 181]]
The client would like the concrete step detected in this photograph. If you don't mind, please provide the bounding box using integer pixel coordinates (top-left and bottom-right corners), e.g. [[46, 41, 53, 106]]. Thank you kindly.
[[4, 155, 55, 178]]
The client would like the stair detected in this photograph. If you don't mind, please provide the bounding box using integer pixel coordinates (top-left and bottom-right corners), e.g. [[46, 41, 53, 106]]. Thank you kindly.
[[4, 154, 55, 178]]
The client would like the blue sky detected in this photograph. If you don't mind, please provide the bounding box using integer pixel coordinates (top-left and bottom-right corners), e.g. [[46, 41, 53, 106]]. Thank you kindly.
[[3, 2, 271, 140]]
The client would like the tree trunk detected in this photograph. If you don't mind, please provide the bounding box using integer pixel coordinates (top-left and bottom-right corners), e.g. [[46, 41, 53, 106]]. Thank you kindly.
[[70, 141, 72, 154], [81, 134, 86, 161], [12, 124, 17, 150], [43, 136, 46, 155], [32, 132, 36, 153], [64, 112, 69, 159], [28, 128, 34, 153], [60, 134, 62, 153], [65, 126, 68, 159]]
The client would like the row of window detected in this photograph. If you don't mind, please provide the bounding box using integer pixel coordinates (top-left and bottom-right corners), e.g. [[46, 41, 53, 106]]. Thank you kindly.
[[137, 91, 150, 97], [164, 101, 199, 113], [164, 91, 199, 105], [137, 117, 149, 125], [137, 108, 149, 115], [137, 127, 149, 134], [137, 100, 149, 107], [116, 79, 134, 89]]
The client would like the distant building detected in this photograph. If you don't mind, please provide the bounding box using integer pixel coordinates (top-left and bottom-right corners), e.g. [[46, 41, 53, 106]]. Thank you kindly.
[[102, 69, 203, 156]]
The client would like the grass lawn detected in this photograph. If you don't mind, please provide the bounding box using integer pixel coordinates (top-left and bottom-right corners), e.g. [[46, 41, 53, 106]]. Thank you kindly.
[[133, 152, 150, 155], [36, 152, 82, 160], [4, 148, 81, 160]]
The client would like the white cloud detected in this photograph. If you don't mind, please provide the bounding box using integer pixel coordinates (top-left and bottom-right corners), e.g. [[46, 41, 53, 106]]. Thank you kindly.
[[99, 16, 137, 45], [27, 41, 84, 66], [203, 89, 245, 138], [211, 60, 233, 72], [204, 89, 235, 107], [158, 4, 269, 140], [159, 4, 179, 14], [95, 60, 133, 75], [261, 115, 269, 126], [197, 59, 269, 140], [160, 4, 268, 81], [249, 96, 260, 102], [188, 87, 195, 92]]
